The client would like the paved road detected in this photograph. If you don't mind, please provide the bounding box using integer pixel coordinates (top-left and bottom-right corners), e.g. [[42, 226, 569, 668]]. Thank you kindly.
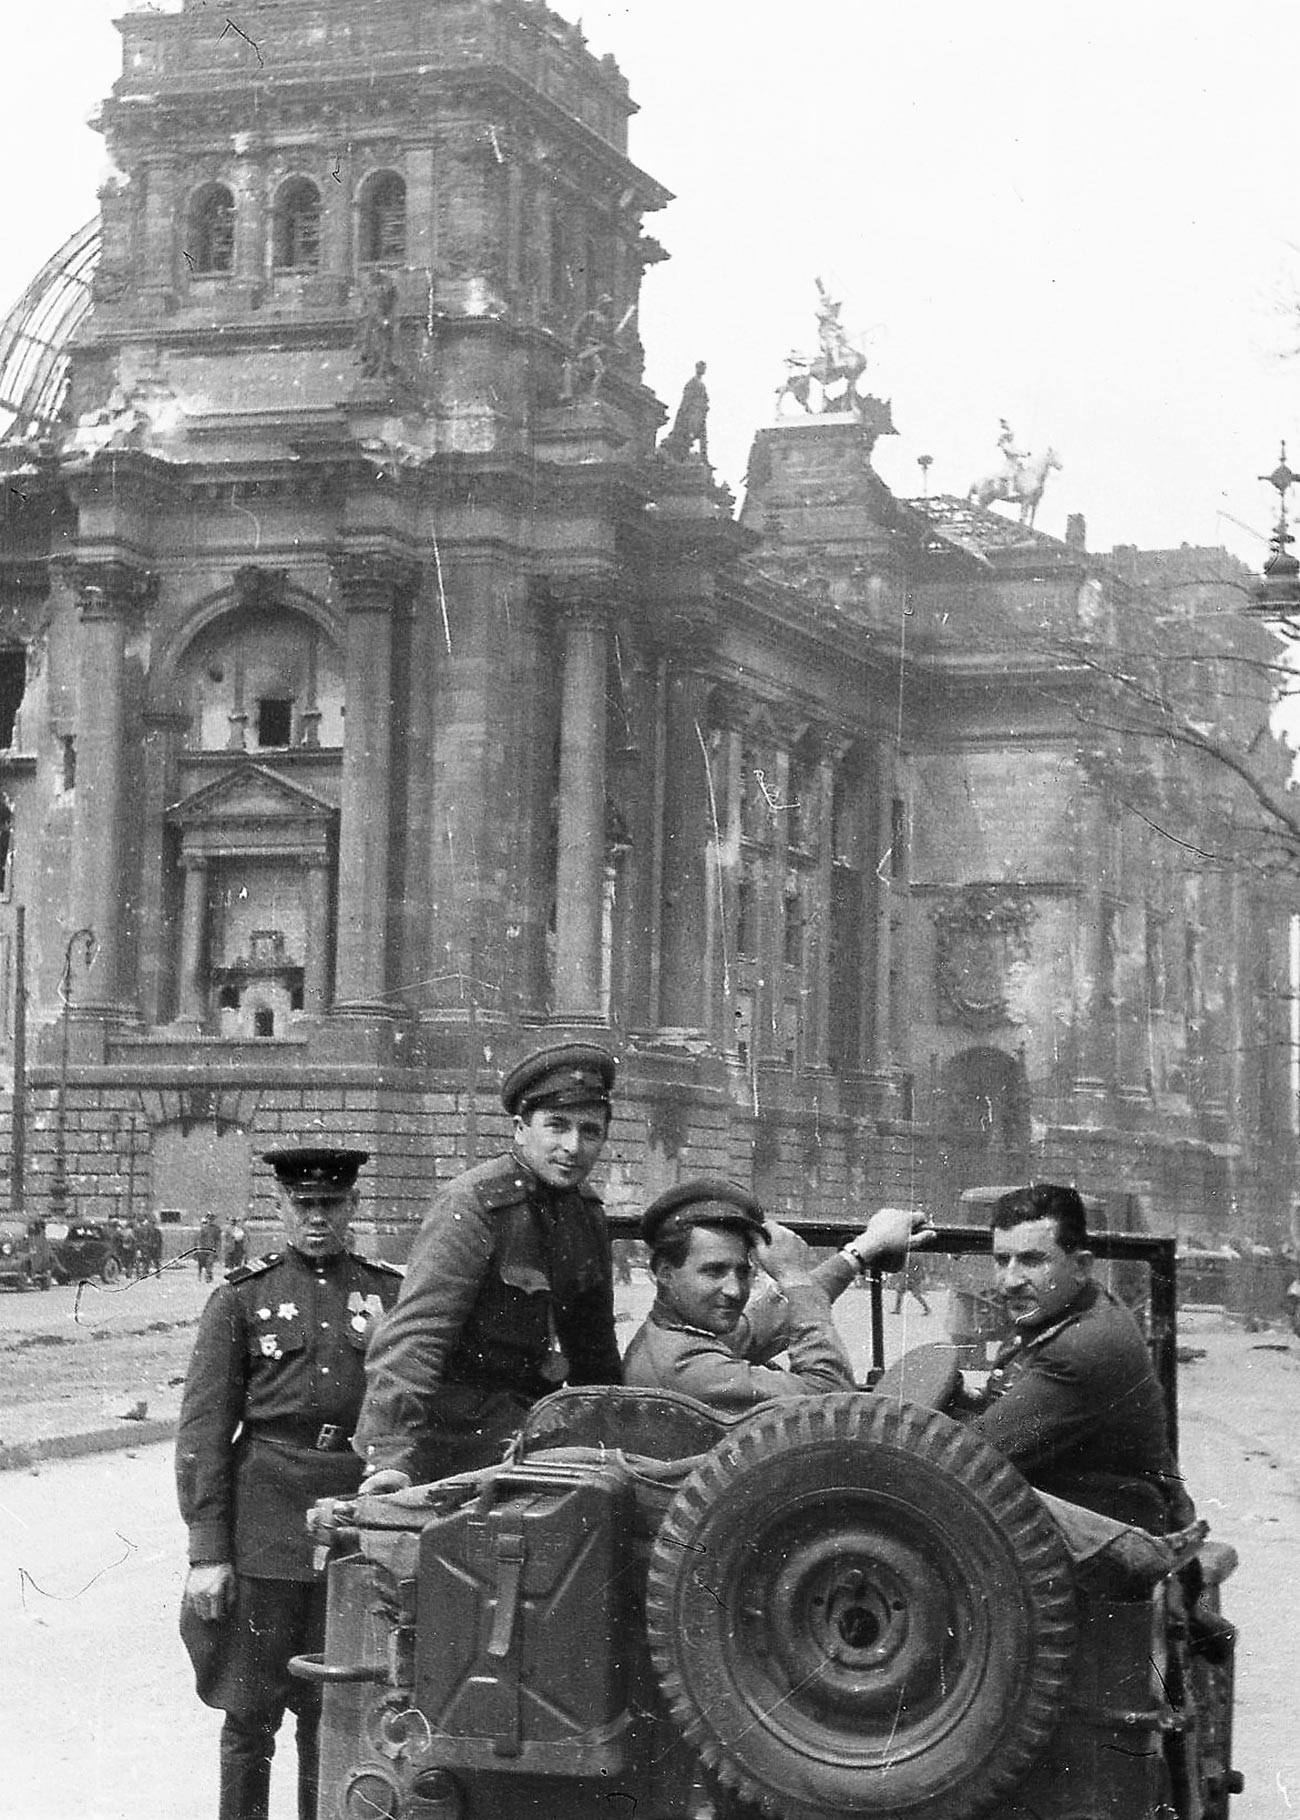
[[2, 1303, 1296, 1820]]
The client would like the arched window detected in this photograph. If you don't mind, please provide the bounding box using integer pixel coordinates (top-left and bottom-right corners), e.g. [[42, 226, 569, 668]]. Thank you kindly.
[[274, 178, 321, 270], [359, 172, 406, 264], [189, 185, 236, 275]]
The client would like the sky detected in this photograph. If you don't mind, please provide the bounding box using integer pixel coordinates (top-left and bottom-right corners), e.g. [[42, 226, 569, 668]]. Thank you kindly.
[[6, 1, 1300, 569]]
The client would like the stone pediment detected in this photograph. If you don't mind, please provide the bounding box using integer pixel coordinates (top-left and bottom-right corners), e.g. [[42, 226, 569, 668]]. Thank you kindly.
[[167, 762, 336, 862]]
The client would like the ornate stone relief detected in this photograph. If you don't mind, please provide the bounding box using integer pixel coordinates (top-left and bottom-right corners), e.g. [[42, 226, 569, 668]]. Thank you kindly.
[[933, 885, 1036, 1031]]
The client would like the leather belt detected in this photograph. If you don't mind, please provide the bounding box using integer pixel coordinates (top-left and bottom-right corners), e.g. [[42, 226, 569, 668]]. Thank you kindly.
[[246, 1419, 354, 1453]]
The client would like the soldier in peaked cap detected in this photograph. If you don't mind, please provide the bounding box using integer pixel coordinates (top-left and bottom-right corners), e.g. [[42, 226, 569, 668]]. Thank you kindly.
[[176, 1146, 402, 1820], [354, 1040, 623, 1493], [624, 1180, 931, 1414]]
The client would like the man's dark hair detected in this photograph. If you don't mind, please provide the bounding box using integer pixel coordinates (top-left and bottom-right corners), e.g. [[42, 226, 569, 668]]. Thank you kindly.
[[990, 1182, 1089, 1253], [650, 1215, 761, 1275]]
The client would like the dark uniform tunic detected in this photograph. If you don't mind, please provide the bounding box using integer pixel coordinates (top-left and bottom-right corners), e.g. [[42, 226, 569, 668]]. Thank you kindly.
[[971, 1279, 1189, 1532], [178, 1245, 403, 1577], [354, 1150, 623, 1481], [176, 1244, 401, 1820]]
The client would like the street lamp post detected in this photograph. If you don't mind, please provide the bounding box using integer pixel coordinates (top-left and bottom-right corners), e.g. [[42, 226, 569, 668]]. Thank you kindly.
[[48, 926, 96, 1225]]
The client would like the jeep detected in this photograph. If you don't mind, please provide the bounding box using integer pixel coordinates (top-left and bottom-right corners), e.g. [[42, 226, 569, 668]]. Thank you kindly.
[[295, 1219, 1238, 1820]]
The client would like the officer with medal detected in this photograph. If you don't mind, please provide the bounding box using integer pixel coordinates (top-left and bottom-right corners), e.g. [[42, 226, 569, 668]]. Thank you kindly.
[[354, 1040, 623, 1493], [175, 1147, 403, 1820]]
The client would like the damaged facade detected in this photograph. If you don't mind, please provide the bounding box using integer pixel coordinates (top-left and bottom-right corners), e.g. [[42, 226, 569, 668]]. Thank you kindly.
[[0, 0, 1293, 1244]]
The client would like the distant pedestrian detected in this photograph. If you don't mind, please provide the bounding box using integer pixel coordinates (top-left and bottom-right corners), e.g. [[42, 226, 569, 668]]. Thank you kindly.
[[222, 1220, 247, 1274], [113, 1218, 138, 1280], [196, 1213, 220, 1283], [137, 1213, 163, 1278]]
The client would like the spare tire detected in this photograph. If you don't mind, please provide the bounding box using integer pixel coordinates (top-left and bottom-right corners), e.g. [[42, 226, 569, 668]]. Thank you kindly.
[[646, 1394, 1075, 1820]]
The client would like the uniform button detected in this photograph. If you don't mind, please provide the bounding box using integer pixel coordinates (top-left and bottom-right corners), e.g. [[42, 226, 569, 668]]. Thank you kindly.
[[321, 1321, 330, 1330], [322, 1367, 331, 1375]]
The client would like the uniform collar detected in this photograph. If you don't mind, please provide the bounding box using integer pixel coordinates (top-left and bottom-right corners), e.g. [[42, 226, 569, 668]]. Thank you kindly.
[[998, 1279, 1096, 1359], [648, 1297, 748, 1348], [284, 1244, 350, 1273]]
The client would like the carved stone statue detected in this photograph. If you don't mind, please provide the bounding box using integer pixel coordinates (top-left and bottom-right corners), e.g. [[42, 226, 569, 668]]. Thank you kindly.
[[355, 270, 400, 382], [560, 294, 617, 402], [969, 425, 1062, 529], [775, 277, 869, 416], [660, 360, 709, 463]]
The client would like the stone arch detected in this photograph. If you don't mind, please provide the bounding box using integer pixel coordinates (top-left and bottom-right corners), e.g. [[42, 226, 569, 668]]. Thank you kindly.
[[941, 1045, 1030, 1149], [147, 575, 343, 725], [933, 1045, 1032, 1207], [272, 175, 322, 270], [186, 182, 236, 275], [356, 168, 407, 266]]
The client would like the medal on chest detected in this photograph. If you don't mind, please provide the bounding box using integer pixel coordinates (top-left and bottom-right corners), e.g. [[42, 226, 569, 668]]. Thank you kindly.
[[347, 1289, 387, 1342]]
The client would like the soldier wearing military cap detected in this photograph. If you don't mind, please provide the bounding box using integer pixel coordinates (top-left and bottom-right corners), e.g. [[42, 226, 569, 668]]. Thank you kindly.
[[624, 1181, 931, 1412], [176, 1146, 402, 1820], [354, 1039, 623, 1493]]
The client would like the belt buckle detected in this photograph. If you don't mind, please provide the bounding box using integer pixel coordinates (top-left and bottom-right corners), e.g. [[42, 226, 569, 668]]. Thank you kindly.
[[315, 1423, 344, 1452]]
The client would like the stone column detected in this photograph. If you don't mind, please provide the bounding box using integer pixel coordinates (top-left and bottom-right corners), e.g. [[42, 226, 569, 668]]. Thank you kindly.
[[866, 740, 895, 1069], [231, 149, 265, 281], [302, 861, 331, 1015], [71, 562, 154, 1018], [611, 645, 662, 1030], [755, 749, 791, 1067], [176, 856, 209, 1026], [139, 711, 186, 1025], [553, 597, 609, 1023], [1073, 793, 1114, 1117], [805, 746, 837, 1073], [331, 551, 416, 1018], [658, 658, 717, 1035]]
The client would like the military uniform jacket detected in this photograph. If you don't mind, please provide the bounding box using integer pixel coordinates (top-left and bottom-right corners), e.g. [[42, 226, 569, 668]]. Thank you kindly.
[[623, 1280, 856, 1413], [354, 1151, 623, 1477], [971, 1280, 1188, 1531], [176, 1247, 402, 1580]]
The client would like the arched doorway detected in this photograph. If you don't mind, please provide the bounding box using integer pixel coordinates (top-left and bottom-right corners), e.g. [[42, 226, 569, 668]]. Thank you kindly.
[[930, 1046, 1031, 1213]]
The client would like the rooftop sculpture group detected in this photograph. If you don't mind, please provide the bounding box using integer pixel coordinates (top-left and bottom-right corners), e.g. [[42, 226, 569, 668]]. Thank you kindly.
[[969, 419, 1062, 529], [776, 278, 870, 416]]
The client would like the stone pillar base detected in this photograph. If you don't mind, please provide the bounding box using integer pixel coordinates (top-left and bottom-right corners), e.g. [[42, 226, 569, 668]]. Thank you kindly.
[[546, 1010, 612, 1037], [1065, 1077, 1111, 1129], [318, 1004, 403, 1063], [35, 1005, 140, 1065]]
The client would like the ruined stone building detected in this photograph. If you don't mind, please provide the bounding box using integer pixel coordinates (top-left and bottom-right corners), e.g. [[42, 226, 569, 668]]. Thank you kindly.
[[0, 0, 1293, 1244]]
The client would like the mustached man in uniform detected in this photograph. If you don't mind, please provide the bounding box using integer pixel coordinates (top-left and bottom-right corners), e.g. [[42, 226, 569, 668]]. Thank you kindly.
[[354, 1041, 622, 1493], [176, 1147, 402, 1820]]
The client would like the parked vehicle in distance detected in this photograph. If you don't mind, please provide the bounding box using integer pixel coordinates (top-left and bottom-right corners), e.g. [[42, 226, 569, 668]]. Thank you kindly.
[[0, 1218, 54, 1290], [52, 1218, 125, 1285]]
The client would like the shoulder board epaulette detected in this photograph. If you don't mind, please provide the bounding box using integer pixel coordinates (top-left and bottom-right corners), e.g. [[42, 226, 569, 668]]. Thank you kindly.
[[228, 1253, 280, 1284], [475, 1171, 533, 1213], [355, 1254, 405, 1277]]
